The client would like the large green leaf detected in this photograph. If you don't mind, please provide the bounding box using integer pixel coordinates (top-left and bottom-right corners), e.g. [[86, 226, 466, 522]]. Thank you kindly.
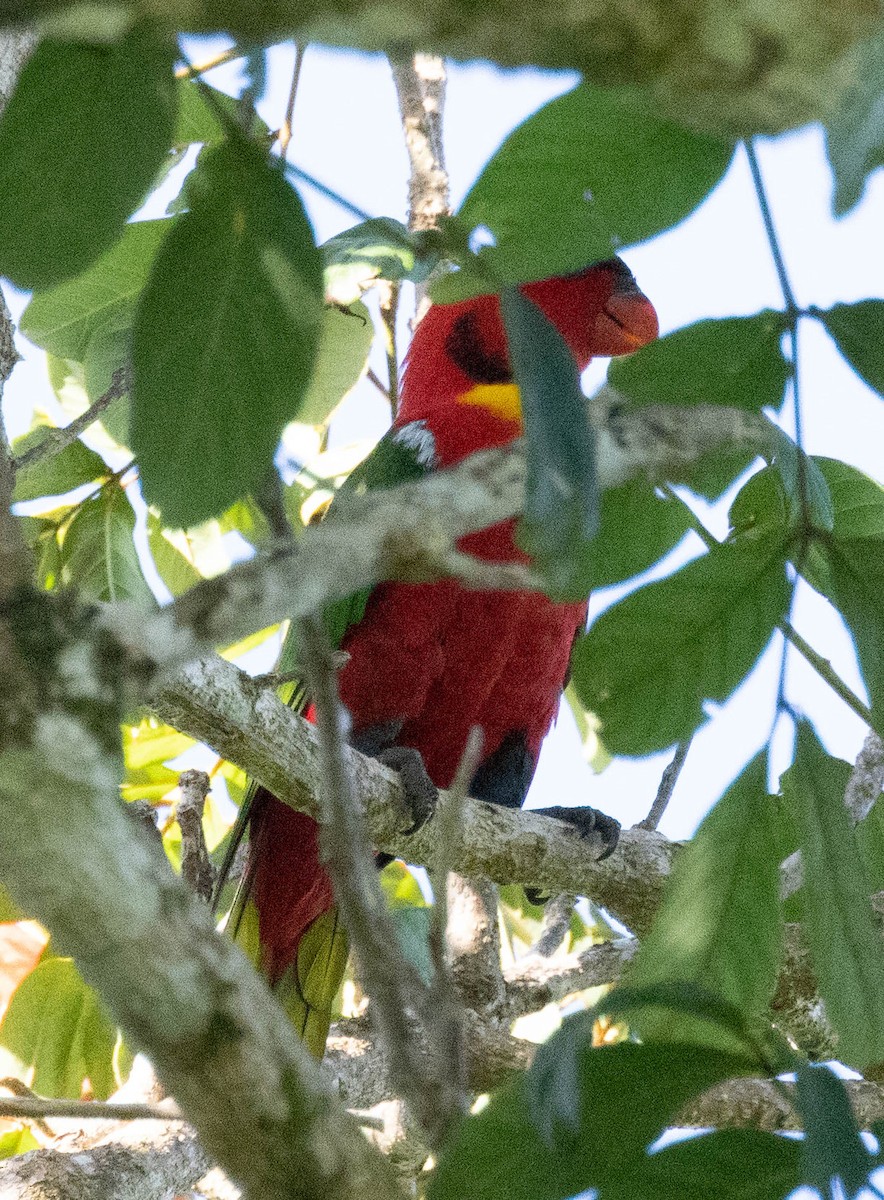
[[587, 480, 693, 589], [20, 218, 172, 361], [429, 1040, 756, 1200], [608, 312, 790, 412], [500, 286, 598, 599], [824, 33, 884, 216], [59, 486, 154, 604], [11, 431, 108, 503], [174, 79, 256, 149], [131, 137, 324, 527], [571, 537, 791, 755], [623, 754, 783, 1050], [298, 301, 374, 425], [795, 1062, 873, 1199], [793, 722, 884, 1068], [608, 313, 790, 497], [0, 25, 176, 288], [0, 957, 118, 1099], [450, 82, 733, 290], [821, 301, 884, 398], [815, 457, 884, 538], [606, 1130, 800, 1200]]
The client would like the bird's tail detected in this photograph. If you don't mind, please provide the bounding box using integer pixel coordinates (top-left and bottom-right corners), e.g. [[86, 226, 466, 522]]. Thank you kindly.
[[222, 788, 349, 1058]]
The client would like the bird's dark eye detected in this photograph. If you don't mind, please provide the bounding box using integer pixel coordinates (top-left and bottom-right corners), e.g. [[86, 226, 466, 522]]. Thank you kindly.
[[445, 311, 513, 384]]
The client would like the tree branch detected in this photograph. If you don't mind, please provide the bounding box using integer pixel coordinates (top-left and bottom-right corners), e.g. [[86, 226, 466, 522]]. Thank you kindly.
[[0, 0, 873, 137], [152, 654, 676, 936], [103, 401, 773, 684]]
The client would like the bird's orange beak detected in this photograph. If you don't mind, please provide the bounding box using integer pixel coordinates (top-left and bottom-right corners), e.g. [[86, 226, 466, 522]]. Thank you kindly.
[[592, 262, 659, 357]]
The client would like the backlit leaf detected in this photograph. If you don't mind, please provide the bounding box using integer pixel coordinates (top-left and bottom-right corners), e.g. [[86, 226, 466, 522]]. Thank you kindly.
[[59, 486, 154, 605], [623, 754, 783, 1051], [0, 957, 118, 1098], [0, 25, 176, 288]]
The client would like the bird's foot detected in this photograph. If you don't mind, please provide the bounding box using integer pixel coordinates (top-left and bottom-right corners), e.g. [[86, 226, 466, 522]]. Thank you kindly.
[[524, 806, 619, 905], [377, 744, 438, 834], [533, 804, 621, 859], [350, 723, 438, 866]]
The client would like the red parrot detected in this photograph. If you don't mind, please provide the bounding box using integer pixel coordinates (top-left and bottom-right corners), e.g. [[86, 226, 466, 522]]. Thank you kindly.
[[228, 259, 658, 1055]]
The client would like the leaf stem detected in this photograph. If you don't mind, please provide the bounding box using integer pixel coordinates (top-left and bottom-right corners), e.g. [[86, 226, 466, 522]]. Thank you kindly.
[[780, 619, 876, 734]]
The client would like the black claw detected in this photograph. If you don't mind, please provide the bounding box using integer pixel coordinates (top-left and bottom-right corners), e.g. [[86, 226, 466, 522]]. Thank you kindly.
[[534, 804, 621, 861]]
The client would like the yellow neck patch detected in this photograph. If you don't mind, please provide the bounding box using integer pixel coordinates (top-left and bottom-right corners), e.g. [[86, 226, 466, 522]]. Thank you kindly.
[[457, 383, 523, 424]]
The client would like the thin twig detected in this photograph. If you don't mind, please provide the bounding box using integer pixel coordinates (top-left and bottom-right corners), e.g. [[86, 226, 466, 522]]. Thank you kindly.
[[176, 768, 215, 903], [377, 281, 400, 416], [277, 43, 305, 159], [0, 1096, 183, 1123], [531, 893, 577, 957], [639, 738, 691, 831], [780, 620, 874, 732], [14, 368, 130, 473], [297, 613, 465, 1149], [175, 47, 242, 80]]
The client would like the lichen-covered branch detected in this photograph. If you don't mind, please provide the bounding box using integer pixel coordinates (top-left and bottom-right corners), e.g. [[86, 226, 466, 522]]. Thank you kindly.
[[0, 0, 876, 136], [105, 402, 773, 691], [152, 654, 677, 935]]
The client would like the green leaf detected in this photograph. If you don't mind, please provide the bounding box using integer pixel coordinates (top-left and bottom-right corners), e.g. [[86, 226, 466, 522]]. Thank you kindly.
[[608, 313, 790, 498], [11, 433, 108, 503], [146, 510, 202, 596], [453, 82, 733, 288], [793, 721, 884, 1067], [59, 485, 154, 605], [132, 138, 324, 527], [500, 286, 598, 599], [429, 1039, 757, 1200], [825, 33, 884, 216], [322, 217, 429, 305], [622, 754, 783, 1052], [816, 457, 884, 538], [605, 1129, 800, 1200], [795, 1062, 873, 1199], [771, 431, 835, 532], [608, 313, 790, 413], [0, 1127, 40, 1160], [20, 218, 172, 361], [298, 302, 374, 425], [822, 301, 884, 397], [82, 308, 133, 446], [728, 467, 790, 542], [825, 536, 884, 729], [0, 25, 176, 288], [0, 957, 118, 1098], [175, 79, 248, 148], [571, 537, 791, 755], [587, 480, 693, 589]]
